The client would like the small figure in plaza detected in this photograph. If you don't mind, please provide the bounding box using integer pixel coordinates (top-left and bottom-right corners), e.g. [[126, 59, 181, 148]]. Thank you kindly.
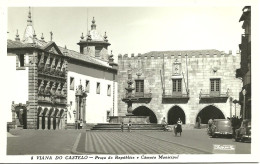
[[161, 117, 168, 131], [174, 118, 182, 136], [79, 119, 83, 129], [128, 121, 132, 132], [197, 116, 201, 129], [208, 118, 213, 135], [120, 122, 124, 132]]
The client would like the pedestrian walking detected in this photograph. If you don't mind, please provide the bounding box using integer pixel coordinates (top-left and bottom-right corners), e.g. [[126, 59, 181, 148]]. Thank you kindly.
[[128, 121, 132, 132], [161, 117, 167, 131], [175, 118, 182, 136], [120, 122, 124, 132]]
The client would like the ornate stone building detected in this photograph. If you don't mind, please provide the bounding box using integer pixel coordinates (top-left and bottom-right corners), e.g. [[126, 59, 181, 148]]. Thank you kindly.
[[236, 6, 251, 119], [117, 50, 242, 126], [7, 8, 118, 130]]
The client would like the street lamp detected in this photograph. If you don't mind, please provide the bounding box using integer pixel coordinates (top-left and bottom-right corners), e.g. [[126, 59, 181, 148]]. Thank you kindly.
[[229, 97, 233, 118], [242, 89, 246, 119], [233, 99, 239, 117], [73, 109, 77, 129]]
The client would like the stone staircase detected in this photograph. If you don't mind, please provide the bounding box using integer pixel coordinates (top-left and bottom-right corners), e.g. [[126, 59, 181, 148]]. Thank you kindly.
[[91, 123, 164, 131]]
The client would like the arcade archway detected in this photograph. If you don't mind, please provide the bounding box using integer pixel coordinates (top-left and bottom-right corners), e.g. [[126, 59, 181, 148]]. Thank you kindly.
[[133, 106, 157, 123], [168, 106, 186, 125], [197, 105, 225, 124]]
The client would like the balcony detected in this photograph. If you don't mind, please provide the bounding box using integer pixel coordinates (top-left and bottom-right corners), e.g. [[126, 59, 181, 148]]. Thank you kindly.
[[162, 93, 189, 104], [122, 93, 152, 104], [199, 89, 229, 103]]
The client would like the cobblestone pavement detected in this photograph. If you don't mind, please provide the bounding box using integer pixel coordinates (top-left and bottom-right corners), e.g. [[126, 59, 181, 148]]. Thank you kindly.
[[7, 129, 251, 155], [76, 131, 208, 154], [76, 129, 251, 154]]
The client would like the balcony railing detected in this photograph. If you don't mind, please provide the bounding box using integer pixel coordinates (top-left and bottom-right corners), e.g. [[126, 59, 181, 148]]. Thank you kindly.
[[162, 93, 189, 104], [122, 92, 152, 103], [199, 89, 229, 103]]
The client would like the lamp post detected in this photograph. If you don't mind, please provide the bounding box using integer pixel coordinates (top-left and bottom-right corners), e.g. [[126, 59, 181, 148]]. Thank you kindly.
[[73, 109, 77, 129], [242, 89, 246, 119], [233, 99, 239, 117], [229, 97, 233, 118]]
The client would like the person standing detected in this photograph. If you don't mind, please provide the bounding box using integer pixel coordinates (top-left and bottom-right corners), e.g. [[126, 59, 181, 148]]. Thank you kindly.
[[128, 121, 132, 132], [176, 118, 182, 136], [208, 118, 213, 134], [197, 116, 201, 129], [161, 117, 167, 131]]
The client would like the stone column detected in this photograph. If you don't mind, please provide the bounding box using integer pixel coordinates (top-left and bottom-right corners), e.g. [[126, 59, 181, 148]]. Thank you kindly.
[[50, 117, 54, 130], [39, 116, 42, 130], [56, 117, 60, 130], [44, 110, 49, 130]]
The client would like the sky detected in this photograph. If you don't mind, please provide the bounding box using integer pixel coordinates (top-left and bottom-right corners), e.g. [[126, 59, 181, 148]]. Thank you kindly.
[[7, 6, 244, 60]]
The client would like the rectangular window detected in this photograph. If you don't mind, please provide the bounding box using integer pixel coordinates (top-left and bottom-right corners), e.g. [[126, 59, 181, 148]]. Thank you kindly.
[[135, 80, 144, 97], [96, 82, 100, 94], [107, 85, 111, 96], [85, 80, 90, 93], [172, 79, 182, 96], [210, 79, 220, 96], [70, 77, 74, 90], [19, 54, 25, 67]]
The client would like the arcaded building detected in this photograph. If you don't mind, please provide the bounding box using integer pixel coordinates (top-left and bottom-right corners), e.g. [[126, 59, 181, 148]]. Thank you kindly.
[[7, 9, 118, 130], [117, 50, 242, 125]]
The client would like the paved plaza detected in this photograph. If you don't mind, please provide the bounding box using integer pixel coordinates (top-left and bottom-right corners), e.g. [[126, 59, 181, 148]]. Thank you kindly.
[[7, 129, 251, 155]]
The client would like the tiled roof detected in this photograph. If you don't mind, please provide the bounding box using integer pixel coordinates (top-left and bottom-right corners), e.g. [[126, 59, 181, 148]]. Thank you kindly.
[[142, 49, 227, 56], [7, 39, 112, 69]]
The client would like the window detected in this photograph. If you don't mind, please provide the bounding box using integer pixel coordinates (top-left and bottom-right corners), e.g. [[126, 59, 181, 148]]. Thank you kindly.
[[107, 85, 111, 96], [135, 80, 144, 97], [96, 82, 100, 94], [210, 79, 220, 96], [18, 54, 25, 67], [172, 79, 182, 95], [85, 80, 90, 93], [70, 77, 74, 90]]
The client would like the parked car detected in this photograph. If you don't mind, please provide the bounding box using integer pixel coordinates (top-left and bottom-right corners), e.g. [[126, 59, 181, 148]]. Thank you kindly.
[[210, 119, 233, 138], [235, 119, 251, 142]]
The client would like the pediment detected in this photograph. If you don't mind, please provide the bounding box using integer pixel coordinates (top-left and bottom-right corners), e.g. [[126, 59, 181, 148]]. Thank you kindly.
[[43, 41, 63, 55]]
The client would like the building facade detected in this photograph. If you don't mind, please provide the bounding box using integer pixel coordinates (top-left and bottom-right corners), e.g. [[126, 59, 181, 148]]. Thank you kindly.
[[117, 50, 242, 125], [236, 6, 251, 119], [7, 9, 118, 130]]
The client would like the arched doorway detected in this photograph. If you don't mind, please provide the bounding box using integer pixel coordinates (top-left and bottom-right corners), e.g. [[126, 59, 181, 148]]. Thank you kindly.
[[168, 106, 185, 125], [133, 106, 157, 123], [15, 106, 27, 129], [197, 105, 225, 124]]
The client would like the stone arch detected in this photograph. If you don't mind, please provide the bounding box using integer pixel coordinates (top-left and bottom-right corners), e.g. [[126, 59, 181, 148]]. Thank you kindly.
[[196, 105, 225, 124], [132, 106, 157, 123], [167, 105, 186, 125]]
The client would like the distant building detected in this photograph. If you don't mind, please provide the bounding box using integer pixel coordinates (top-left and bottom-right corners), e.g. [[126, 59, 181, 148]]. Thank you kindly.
[[7, 8, 118, 130], [117, 50, 242, 125], [236, 6, 251, 119]]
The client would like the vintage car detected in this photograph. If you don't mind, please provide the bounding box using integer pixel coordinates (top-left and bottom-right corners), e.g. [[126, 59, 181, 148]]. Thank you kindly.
[[235, 119, 251, 142], [210, 119, 233, 138]]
